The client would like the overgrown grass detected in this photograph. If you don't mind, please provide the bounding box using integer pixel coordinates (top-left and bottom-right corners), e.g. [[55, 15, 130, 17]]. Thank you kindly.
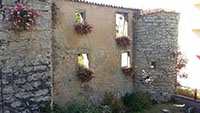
[[176, 87, 200, 100]]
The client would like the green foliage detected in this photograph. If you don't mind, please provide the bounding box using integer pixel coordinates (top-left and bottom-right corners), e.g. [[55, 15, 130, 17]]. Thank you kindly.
[[176, 87, 200, 100], [40, 103, 63, 113], [63, 99, 88, 113], [104, 92, 125, 113], [40, 99, 111, 113], [122, 92, 152, 112]]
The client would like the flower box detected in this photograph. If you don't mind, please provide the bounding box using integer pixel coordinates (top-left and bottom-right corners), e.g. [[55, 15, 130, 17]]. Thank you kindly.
[[121, 67, 136, 78], [77, 68, 95, 83], [116, 36, 132, 46], [75, 22, 93, 35]]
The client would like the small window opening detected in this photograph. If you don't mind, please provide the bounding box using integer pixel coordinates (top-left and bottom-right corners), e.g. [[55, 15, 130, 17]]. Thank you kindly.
[[78, 53, 89, 68], [121, 52, 130, 67], [150, 62, 156, 69], [75, 11, 85, 24], [116, 13, 128, 37]]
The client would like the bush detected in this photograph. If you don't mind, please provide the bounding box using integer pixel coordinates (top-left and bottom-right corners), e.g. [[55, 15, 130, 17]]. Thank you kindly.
[[104, 92, 125, 113], [122, 92, 152, 112], [40, 103, 63, 113], [40, 99, 111, 113]]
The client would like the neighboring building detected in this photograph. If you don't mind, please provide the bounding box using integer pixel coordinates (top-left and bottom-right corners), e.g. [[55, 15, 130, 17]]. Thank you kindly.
[[0, 0, 179, 112]]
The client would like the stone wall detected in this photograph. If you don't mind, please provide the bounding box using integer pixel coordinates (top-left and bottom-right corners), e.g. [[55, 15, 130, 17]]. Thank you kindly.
[[132, 11, 180, 102], [0, 0, 180, 112], [52, 0, 134, 106], [0, 0, 52, 113]]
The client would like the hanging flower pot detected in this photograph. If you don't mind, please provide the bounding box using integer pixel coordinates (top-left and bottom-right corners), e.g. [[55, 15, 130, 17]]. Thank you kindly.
[[77, 68, 95, 83], [6, 3, 41, 30], [116, 36, 132, 46], [75, 22, 93, 35]]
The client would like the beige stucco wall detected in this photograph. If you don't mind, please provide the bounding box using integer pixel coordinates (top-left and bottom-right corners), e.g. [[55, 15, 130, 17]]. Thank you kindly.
[[52, 0, 134, 106]]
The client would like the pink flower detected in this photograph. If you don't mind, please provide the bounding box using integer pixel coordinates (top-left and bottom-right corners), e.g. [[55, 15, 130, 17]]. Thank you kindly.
[[26, 23, 30, 26], [99, 98, 103, 103], [88, 104, 91, 108], [26, 27, 30, 30], [27, 3, 31, 6]]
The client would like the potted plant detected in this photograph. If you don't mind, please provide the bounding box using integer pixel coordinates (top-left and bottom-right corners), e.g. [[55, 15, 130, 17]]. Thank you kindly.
[[6, 3, 41, 30], [121, 67, 136, 78], [77, 68, 95, 83], [75, 22, 93, 35], [116, 36, 132, 46]]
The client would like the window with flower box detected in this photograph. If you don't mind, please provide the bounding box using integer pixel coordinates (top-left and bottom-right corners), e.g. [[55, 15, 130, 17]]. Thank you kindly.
[[116, 12, 128, 37]]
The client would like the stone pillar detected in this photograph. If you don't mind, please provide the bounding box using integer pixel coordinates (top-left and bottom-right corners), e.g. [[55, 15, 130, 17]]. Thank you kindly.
[[133, 10, 180, 102]]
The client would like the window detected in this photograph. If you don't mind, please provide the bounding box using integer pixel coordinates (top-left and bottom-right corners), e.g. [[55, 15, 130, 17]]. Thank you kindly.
[[121, 52, 130, 67], [75, 11, 85, 24], [150, 62, 156, 69], [78, 54, 89, 68], [116, 13, 128, 37]]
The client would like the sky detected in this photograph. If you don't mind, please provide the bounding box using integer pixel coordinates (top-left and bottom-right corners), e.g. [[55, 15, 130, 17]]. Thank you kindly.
[[85, 0, 200, 89]]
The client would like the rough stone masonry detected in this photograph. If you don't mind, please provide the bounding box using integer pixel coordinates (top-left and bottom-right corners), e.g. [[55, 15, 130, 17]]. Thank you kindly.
[[0, 0, 52, 113], [0, 0, 180, 112]]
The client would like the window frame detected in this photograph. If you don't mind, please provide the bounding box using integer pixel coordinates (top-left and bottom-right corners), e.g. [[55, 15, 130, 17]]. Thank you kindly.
[[116, 12, 129, 37]]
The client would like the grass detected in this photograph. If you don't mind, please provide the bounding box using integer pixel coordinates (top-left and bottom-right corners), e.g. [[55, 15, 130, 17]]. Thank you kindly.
[[176, 87, 200, 100], [137, 103, 186, 113]]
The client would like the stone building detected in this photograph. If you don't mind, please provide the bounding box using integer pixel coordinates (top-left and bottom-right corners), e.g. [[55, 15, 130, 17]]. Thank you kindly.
[[0, 0, 179, 112]]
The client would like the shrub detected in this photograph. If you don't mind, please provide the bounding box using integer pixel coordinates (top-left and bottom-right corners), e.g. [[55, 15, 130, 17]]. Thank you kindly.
[[77, 68, 95, 83], [40, 99, 112, 113], [75, 22, 93, 35], [122, 92, 152, 112], [104, 92, 125, 113], [115, 36, 132, 46], [6, 3, 41, 30], [40, 103, 63, 113]]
